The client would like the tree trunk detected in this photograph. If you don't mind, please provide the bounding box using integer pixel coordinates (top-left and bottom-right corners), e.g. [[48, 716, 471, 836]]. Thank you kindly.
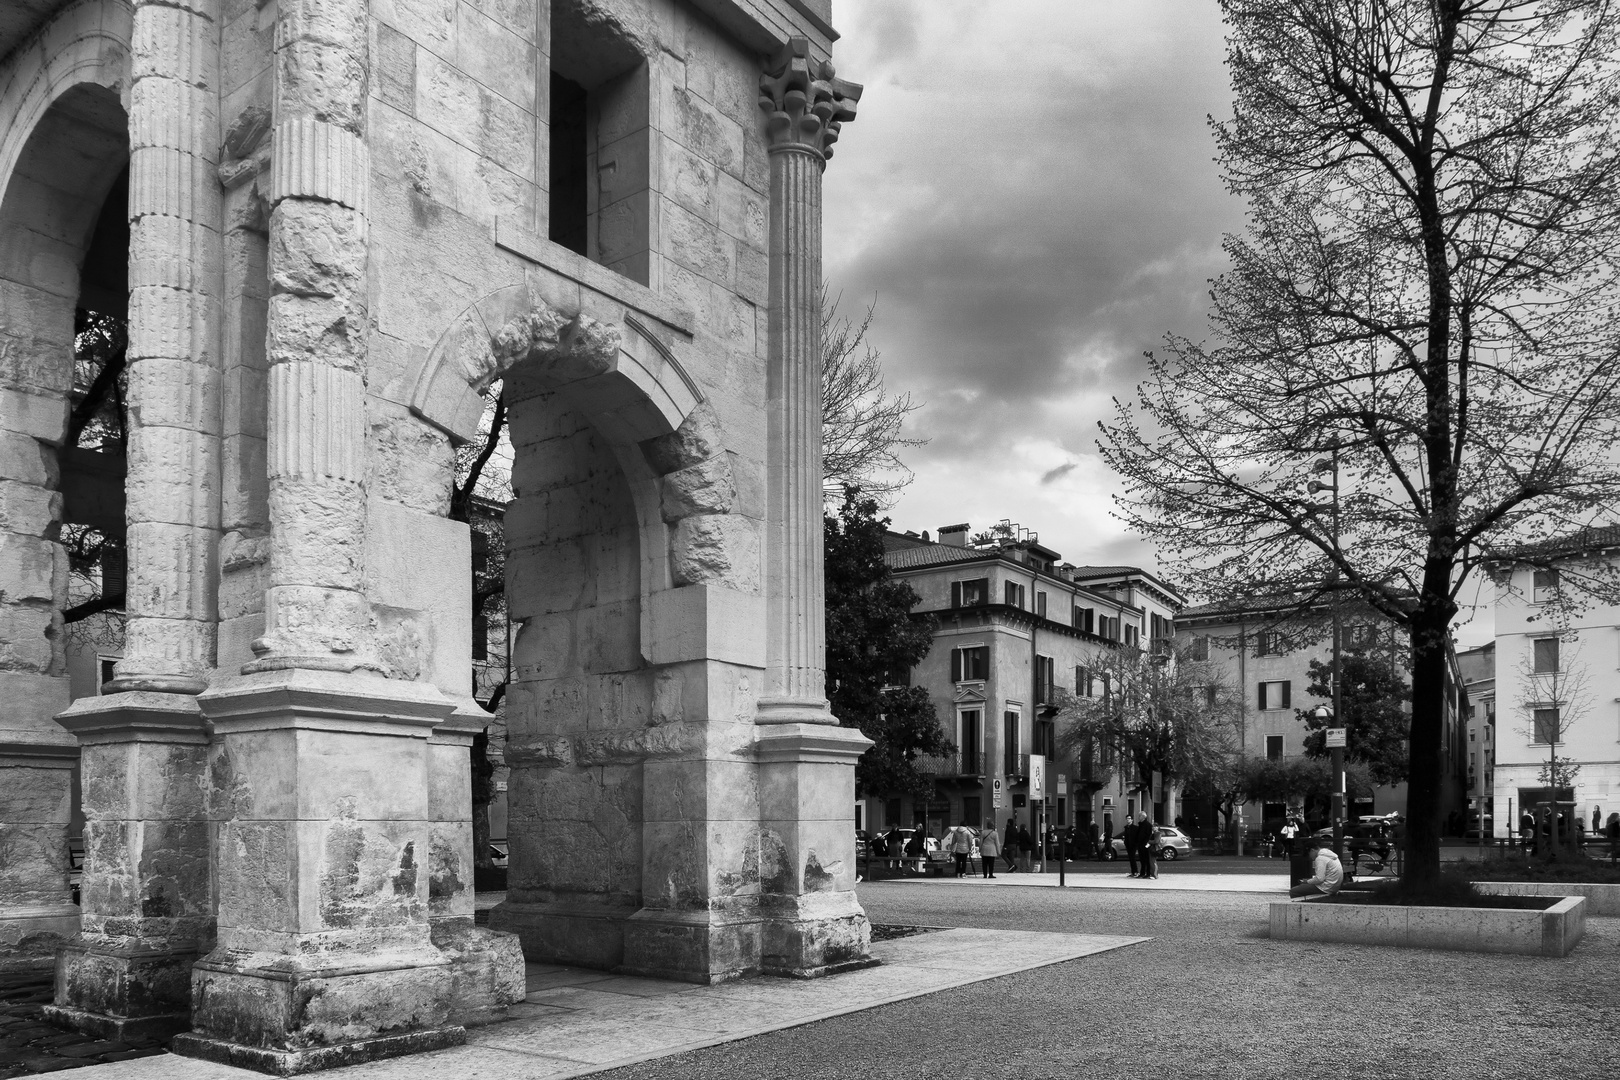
[[1403, 610, 1452, 886]]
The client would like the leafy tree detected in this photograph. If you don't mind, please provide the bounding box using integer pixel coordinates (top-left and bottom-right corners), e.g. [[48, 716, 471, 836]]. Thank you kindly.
[[1235, 755, 1373, 826], [1102, 0, 1620, 885], [1297, 650, 1411, 786], [823, 487, 946, 796], [1055, 645, 1243, 809]]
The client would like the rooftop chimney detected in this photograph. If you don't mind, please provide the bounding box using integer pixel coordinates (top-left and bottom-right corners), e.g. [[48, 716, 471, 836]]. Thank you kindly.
[[939, 523, 970, 547]]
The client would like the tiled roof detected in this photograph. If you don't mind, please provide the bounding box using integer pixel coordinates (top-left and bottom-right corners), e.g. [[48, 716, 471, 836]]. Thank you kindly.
[[1497, 524, 1620, 562], [884, 544, 994, 570], [1067, 565, 1144, 579]]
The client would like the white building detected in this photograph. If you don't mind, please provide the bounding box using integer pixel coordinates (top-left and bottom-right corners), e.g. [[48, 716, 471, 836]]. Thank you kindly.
[[1491, 528, 1620, 837]]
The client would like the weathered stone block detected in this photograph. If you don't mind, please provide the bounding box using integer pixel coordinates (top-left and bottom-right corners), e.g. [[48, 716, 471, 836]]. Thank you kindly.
[[660, 453, 735, 520], [430, 920, 524, 1026], [0, 388, 67, 443], [0, 431, 56, 488], [670, 513, 759, 590], [0, 479, 59, 537]]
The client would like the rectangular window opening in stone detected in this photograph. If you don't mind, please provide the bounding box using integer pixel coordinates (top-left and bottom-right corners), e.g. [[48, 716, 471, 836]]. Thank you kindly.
[[548, 0, 651, 283], [1266, 735, 1284, 760]]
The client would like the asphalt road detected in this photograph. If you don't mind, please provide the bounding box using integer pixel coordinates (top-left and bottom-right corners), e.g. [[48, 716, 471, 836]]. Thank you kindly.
[[597, 879, 1620, 1080]]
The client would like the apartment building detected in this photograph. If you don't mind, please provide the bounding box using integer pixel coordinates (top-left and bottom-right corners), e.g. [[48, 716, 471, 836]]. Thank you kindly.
[[1455, 641, 1496, 835], [1490, 527, 1620, 837], [862, 521, 1184, 841], [1175, 597, 1467, 831]]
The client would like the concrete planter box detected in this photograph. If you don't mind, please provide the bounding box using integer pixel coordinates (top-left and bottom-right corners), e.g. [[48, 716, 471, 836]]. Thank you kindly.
[[1269, 895, 1585, 956], [1473, 881, 1620, 917]]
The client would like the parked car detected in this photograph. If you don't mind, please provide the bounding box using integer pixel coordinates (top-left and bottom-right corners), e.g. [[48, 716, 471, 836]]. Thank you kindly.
[[1109, 826, 1193, 861]]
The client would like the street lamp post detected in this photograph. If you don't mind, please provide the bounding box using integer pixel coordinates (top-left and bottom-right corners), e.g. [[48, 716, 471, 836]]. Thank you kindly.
[[1308, 445, 1346, 866]]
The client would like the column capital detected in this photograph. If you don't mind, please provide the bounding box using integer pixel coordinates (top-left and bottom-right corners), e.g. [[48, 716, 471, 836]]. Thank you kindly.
[[758, 37, 861, 161]]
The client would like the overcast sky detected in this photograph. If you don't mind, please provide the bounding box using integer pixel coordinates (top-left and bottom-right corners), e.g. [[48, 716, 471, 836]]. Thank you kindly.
[[822, 0, 1497, 645]]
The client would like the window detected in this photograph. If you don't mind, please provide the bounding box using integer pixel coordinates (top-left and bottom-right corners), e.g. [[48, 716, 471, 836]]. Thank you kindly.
[[1003, 711, 1020, 775], [883, 665, 911, 688], [1004, 581, 1026, 609], [1057, 797, 1067, 827], [1342, 623, 1377, 650], [1075, 664, 1091, 697], [97, 657, 118, 693], [1186, 634, 1209, 661], [950, 646, 989, 682], [1533, 637, 1559, 674], [951, 578, 990, 608], [1204, 686, 1217, 708], [1036, 591, 1047, 618], [1034, 719, 1055, 759], [960, 710, 981, 774], [963, 795, 982, 826], [1532, 707, 1560, 745], [549, 6, 652, 281], [1266, 735, 1284, 761], [1036, 655, 1056, 704], [1074, 606, 1095, 634], [1257, 680, 1291, 710], [1532, 568, 1559, 603], [1124, 625, 1139, 647], [1256, 630, 1284, 656], [885, 797, 901, 827]]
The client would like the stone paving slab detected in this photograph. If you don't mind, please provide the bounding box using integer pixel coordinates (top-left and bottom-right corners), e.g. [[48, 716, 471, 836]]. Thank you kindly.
[[60, 928, 1146, 1080], [862, 871, 1293, 893]]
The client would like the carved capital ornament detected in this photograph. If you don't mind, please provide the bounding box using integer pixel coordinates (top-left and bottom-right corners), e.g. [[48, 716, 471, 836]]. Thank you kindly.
[[758, 37, 862, 161]]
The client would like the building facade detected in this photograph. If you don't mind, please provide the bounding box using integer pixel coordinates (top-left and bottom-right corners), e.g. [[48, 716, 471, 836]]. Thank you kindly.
[[863, 523, 1184, 843], [1175, 599, 1467, 832], [1455, 641, 1496, 836], [1490, 531, 1620, 838], [1, 0, 870, 1067]]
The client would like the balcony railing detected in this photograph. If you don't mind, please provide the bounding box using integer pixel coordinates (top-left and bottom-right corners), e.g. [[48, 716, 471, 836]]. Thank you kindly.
[[917, 749, 984, 778]]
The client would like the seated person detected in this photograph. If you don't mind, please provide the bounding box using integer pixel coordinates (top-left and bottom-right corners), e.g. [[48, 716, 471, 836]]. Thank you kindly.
[[1289, 841, 1344, 899]]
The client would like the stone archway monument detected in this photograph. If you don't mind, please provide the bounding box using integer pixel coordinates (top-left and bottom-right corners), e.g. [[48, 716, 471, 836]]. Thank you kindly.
[[0, 0, 870, 1071]]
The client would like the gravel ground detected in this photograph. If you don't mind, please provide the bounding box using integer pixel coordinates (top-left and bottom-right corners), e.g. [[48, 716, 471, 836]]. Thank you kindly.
[[595, 881, 1619, 1080]]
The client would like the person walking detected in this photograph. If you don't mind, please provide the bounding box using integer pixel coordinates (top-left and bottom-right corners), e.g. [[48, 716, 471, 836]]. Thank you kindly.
[[1102, 815, 1115, 862], [885, 826, 903, 869], [904, 827, 926, 874], [945, 822, 974, 878], [1016, 823, 1034, 872], [1138, 812, 1159, 879], [1002, 818, 1019, 873], [1088, 820, 1101, 860], [977, 819, 1002, 879], [1122, 814, 1141, 877]]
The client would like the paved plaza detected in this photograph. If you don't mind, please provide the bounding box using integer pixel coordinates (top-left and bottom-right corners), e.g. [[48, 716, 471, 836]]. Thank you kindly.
[[7, 875, 1610, 1080]]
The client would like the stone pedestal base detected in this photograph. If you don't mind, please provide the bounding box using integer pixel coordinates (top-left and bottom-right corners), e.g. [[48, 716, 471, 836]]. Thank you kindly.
[[619, 909, 761, 984], [171, 949, 464, 1075], [0, 904, 80, 973], [42, 940, 196, 1040], [171, 1026, 466, 1075], [430, 918, 526, 1027], [761, 900, 876, 978], [755, 722, 874, 978], [488, 899, 635, 970]]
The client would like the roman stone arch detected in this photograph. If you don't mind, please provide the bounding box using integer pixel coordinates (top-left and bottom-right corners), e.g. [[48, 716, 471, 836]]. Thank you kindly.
[[408, 283, 762, 974], [0, 3, 133, 967]]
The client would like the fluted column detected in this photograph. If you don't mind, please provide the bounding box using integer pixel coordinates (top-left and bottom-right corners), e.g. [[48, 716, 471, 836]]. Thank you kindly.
[[248, 2, 372, 672], [110, 0, 224, 693], [45, 0, 223, 1040], [756, 38, 860, 725], [751, 39, 875, 979]]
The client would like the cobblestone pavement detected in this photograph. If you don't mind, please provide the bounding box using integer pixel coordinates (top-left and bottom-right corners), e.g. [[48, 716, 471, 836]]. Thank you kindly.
[[0, 972, 163, 1076]]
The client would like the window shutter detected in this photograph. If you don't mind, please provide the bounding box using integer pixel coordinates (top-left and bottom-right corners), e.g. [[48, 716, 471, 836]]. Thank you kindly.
[[1257, 682, 1267, 710], [951, 582, 962, 608], [951, 648, 962, 683], [1281, 681, 1291, 708], [974, 578, 989, 604]]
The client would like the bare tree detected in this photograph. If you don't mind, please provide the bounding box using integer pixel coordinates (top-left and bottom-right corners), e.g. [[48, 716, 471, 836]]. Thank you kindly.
[[821, 289, 925, 506], [1102, 0, 1620, 885], [1514, 629, 1588, 855]]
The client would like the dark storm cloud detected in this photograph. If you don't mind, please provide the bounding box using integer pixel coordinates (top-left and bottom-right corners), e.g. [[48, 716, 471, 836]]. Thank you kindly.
[[826, 1, 1244, 463]]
